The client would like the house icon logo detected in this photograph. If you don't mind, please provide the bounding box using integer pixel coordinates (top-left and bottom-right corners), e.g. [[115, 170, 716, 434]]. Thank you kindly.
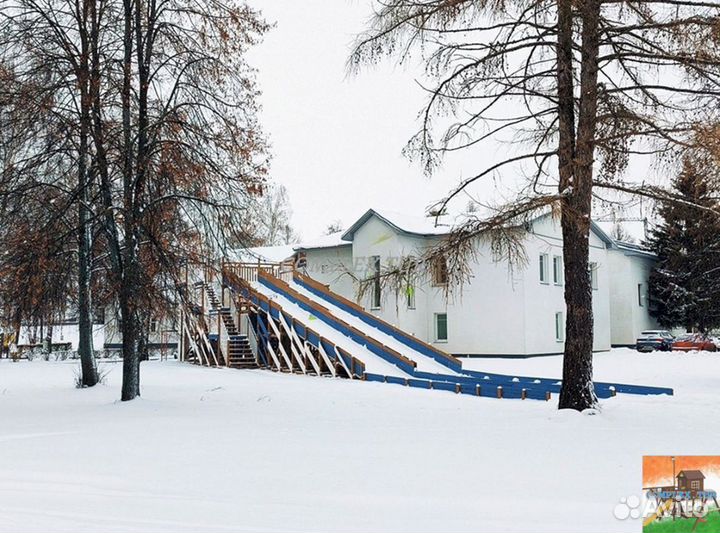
[[642, 456, 720, 532]]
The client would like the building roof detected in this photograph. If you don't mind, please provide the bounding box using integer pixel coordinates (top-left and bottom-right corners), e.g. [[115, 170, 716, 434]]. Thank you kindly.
[[678, 470, 705, 480], [595, 219, 648, 244], [611, 240, 656, 259], [292, 208, 647, 260], [341, 208, 460, 241], [228, 244, 296, 263], [293, 231, 351, 251]]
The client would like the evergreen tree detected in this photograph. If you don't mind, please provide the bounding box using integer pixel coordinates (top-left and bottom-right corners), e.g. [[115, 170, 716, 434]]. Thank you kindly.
[[648, 162, 720, 333]]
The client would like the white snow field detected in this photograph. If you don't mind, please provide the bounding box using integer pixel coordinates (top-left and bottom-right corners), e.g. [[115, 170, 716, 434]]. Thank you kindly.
[[0, 348, 717, 533]]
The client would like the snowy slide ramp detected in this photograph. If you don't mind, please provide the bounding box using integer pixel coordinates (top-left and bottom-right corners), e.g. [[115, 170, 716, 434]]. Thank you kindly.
[[291, 272, 675, 398], [253, 281, 410, 378], [246, 272, 559, 400], [224, 269, 672, 400]]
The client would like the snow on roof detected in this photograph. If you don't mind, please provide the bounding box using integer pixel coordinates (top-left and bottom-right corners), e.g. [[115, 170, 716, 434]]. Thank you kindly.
[[293, 231, 351, 251], [228, 244, 296, 263], [595, 220, 648, 245], [295, 208, 637, 255], [341, 209, 460, 241], [374, 209, 458, 235]]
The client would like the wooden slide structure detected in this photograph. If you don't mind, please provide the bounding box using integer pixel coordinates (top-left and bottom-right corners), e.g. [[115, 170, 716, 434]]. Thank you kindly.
[[180, 260, 675, 402]]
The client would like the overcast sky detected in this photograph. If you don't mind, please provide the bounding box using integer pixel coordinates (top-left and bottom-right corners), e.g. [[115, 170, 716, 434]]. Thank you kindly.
[[248, 0, 487, 240], [248, 1, 661, 241]]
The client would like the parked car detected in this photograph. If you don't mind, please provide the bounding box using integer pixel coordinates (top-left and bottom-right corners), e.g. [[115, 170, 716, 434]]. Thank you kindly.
[[636, 330, 675, 352], [671, 333, 718, 352]]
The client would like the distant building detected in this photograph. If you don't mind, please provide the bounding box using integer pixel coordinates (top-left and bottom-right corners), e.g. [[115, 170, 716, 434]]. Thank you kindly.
[[294, 208, 659, 357]]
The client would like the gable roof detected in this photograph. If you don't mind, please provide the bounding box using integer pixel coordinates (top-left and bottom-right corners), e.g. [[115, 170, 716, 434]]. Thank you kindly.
[[677, 470, 705, 480], [341, 209, 454, 241], [611, 240, 656, 259], [294, 231, 352, 251], [228, 244, 296, 263], [335, 207, 623, 251]]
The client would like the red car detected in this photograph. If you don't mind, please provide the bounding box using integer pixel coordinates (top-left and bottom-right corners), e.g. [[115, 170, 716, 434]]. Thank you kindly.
[[671, 334, 717, 352]]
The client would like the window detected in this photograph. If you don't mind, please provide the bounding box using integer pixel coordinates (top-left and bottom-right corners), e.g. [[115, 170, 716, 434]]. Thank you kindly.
[[691, 480, 700, 490], [149, 318, 158, 333], [539, 254, 549, 283], [406, 283, 416, 309], [435, 313, 448, 342], [589, 262, 598, 290], [638, 283, 644, 307], [555, 312, 565, 342], [553, 255, 563, 285], [371, 256, 381, 309], [431, 256, 448, 286]]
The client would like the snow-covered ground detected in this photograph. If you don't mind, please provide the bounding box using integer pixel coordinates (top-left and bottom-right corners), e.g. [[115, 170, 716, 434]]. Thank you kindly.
[[0, 348, 717, 532]]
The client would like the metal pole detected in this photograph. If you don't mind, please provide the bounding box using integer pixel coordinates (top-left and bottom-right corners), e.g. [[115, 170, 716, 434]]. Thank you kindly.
[[672, 456, 676, 489]]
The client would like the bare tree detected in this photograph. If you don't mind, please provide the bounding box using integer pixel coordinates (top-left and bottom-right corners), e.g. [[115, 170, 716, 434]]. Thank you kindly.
[[351, 0, 720, 410], [325, 220, 344, 235], [254, 184, 299, 246], [107, 0, 270, 400], [0, 7, 100, 385], [1, 0, 270, 400]]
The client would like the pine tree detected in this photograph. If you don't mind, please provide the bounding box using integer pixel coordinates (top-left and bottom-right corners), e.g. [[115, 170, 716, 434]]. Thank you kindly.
[[648, 162, 720, 333]]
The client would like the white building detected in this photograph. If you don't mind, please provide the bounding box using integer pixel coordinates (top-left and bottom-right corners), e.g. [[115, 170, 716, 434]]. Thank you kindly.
[[295, 209, 659, 357], [16, 304, 178, 354], [606, 241, 660, 346]]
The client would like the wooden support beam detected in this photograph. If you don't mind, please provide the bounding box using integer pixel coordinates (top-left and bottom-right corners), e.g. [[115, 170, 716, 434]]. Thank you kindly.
[[314, 342, 337, 378], [277, 313, 308, 374], [266, 312, 293, 371], [332, 345, 353, 378]]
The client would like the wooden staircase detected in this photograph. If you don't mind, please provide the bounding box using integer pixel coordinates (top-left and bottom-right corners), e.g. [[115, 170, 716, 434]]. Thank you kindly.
[[205, 283, 259, 369], [226, 335, 258, 369]]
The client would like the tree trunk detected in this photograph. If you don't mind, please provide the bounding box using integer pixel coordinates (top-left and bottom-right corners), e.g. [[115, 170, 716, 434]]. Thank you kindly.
[[120, 279, 141, 400], [77, 228, 98, 387], [558, 0, 601, 411], [77, 0, 99, 388]]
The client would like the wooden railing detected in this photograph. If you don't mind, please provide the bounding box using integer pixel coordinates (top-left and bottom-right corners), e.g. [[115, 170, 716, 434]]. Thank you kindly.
[[223, 261, 280, 283], [223, 259, 295, 285]]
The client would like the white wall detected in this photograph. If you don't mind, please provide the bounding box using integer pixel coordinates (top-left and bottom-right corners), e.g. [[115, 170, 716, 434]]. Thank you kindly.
[[523, 216, 612, 355], [607, 250, 659, 345], [349, 215, 437, 342], [18, 323, 106, 351], [103, 305, 178, 351], [346, 215, 530, 356], [301, 245, 355, 299], [301, 213, 615, 357]]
